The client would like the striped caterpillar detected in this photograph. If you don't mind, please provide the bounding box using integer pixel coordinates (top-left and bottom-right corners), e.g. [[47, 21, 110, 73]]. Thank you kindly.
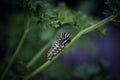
[[47, 33, 71, 60]]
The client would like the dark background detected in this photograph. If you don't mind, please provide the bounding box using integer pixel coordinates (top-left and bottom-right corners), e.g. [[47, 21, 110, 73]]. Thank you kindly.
[[0, 0, 120, 80]]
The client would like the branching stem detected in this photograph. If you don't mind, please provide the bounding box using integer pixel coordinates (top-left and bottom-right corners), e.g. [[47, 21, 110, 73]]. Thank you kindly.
[[24, 15, 114, 80]]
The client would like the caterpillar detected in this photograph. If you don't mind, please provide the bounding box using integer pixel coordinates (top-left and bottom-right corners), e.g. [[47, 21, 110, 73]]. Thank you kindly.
[[47, 33, 71, 60]]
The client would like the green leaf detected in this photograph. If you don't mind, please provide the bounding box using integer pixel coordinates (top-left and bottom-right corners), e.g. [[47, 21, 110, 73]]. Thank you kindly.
[[105, 0, 120, 24]]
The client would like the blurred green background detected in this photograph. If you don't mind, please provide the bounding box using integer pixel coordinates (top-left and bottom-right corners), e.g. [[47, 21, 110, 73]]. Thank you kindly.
[[0, 0, 120, 80]]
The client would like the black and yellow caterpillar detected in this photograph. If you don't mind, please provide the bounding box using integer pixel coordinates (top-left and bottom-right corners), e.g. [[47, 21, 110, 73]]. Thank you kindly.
[[47, 33, 71, 60]]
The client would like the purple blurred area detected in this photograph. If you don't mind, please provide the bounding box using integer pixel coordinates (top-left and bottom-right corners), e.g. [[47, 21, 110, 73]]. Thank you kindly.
[[60, 23, 120, 77], [97, 24, 120, 76], [61, 50, 89, 69]]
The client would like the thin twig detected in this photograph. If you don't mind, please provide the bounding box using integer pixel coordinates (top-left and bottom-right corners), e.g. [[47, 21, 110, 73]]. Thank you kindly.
[[0, 17, 30, 80], [27, 42, 50, 68]]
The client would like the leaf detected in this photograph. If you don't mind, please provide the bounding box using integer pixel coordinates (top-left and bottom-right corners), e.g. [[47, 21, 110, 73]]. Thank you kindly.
[[105, 0, 120, 24]]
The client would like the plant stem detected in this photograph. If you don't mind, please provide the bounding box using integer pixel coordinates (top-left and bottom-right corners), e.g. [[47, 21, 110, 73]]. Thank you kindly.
[[27, 42, 50, 68], [23, 15, 114, 80], [27, 30, 57, 68], [0, 20, 30, 80]]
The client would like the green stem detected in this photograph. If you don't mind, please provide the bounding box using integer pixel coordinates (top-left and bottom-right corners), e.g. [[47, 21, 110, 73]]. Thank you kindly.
[[0, 20, 30, 80], [27, 42, 50, 68], [23, 15, 114, 80], [26, 30, 57, 68]]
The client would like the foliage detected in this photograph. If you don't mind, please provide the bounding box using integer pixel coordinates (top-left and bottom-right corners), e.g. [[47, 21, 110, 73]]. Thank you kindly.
[[0, 0, 119, 80], [105, 0, 120, 24]]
